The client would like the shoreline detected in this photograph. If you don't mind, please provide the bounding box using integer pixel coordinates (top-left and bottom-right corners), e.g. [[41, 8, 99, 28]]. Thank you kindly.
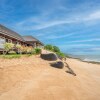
[[67, 56, 100, 65]]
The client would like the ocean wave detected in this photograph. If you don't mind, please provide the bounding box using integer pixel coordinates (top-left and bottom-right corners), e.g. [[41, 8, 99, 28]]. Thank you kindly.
[[83, 58, 100, 63]]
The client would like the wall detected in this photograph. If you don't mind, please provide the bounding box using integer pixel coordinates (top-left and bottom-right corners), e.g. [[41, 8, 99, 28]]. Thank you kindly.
[[0, 37, 5, 48]]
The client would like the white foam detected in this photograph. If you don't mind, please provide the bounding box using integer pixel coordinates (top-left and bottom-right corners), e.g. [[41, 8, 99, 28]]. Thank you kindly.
[[83, 58, 100, 62]]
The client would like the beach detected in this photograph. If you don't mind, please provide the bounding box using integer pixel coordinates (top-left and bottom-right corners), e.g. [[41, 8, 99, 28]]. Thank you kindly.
[[0, 56, 100, 100]]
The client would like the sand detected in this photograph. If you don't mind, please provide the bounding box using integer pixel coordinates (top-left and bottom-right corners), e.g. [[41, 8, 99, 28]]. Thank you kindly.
[[0, 55, 100, 100]]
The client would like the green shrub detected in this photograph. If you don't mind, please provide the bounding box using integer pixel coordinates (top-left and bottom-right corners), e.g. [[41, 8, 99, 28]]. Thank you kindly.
[[8, 51, 16, 54], [21, 46, 33, 54], [26, 47, 33, 54], [34, 48, 41, 55], [20, 46, 27, 54], [16, 44, 22, 49], [16, 44, 22, 54], [44, 44, 53, 51], [44, 44, 67, 59], [53, 46, 60, 52], [56, 52, 66, 58], [4, 43, 14, 54]]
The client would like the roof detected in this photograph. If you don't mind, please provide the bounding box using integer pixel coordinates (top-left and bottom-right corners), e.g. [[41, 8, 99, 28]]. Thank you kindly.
[[0, 24, 25, 42], [22, 36, 37, 42], [0, 24, 44, 45], [23, 36, 44, 45]]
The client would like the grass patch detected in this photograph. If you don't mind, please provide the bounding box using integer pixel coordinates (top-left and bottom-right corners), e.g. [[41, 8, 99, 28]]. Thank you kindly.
[[0, 54, 21, 59], [25, 54, 33, 57], [0, 53, 35, 59]]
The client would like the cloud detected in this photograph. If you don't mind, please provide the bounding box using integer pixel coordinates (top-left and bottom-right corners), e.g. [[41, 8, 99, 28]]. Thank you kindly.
[[66, 38, 100, 43], [1, 0, 100, 55], [44, 32, 77, 39], [84, 10, 100, 21], [35, 33, 45, 36], [14, 9, 100, 31], [59, 44, 96, 48], [15, 18, 76, 31]]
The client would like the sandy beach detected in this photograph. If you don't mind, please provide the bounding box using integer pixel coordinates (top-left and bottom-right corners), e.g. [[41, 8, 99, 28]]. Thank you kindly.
[[0, 56, 100, 100]]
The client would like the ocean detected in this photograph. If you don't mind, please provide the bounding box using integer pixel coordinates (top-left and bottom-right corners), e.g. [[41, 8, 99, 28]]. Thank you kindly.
[[69, 54, 100, 63]]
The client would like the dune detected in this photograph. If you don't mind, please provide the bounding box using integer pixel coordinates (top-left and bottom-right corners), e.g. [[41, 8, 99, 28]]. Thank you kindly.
[[0, 55, 100, 100]]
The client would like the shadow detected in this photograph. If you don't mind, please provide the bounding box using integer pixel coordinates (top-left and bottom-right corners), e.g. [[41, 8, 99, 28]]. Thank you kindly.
[[64, 62, 76, 76], [65, 71, 76, 76]]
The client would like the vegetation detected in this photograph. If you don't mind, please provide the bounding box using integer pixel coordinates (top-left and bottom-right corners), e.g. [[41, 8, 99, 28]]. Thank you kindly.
[[16, 44, 22, 54], [34, 48, 41, 55], [8, 51, 16, 54], [16, 46, 33, 54], [16, 44, 22, 49], [56, 52, 66, 58], [53, 46, 60, 52], [0, 54, 21, 59], [44, 44, 67, 59], [2, 43, 68, 59], [4, 43, 14, 54], [1, 42, 42, 59], [44, 44, 53, 51], [26, 47, 33, 54]]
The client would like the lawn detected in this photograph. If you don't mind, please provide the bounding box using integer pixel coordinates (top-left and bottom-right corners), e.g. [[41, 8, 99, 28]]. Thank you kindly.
[[0, 54, 21, 59]]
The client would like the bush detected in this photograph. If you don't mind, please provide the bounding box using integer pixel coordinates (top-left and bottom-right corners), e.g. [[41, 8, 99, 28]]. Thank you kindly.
[[20, 46, 27, 54], [21, 46, 33, 54], [16, 44, 22, 49], [44, 44, 66, 59], [53, 46, 60, 52], [26, 47, 33, 54], [16, 44, 22, 54], [44, 44, 53, 51], [44, 45, 60, 53], [34, 48, 41, 55], [4, 43, 14, 54], [56, 52, 66, 59], [9, 51, 16, 54]]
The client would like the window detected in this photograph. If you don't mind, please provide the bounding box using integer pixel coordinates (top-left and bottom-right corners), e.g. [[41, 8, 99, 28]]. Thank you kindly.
[[0, 37, 5, 48], [8, 39, 12, 43]]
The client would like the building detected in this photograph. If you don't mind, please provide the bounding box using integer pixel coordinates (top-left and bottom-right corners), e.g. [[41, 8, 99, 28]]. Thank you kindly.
[[23, 36, 44, 48], [0, 24, 44, 52]]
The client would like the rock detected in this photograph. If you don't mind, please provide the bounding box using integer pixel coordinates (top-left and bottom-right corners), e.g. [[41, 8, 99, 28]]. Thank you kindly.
[[41, 53, 58, 61], [50, 61, 64, 69]]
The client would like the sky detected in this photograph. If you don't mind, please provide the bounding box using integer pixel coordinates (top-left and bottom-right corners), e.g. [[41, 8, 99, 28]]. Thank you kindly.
[[0, 0, 100, 55]]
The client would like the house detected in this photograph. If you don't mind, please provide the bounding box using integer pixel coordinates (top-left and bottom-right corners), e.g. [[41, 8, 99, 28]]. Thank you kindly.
[[23, 36, 44, 48], [0, 24, 44, 53]]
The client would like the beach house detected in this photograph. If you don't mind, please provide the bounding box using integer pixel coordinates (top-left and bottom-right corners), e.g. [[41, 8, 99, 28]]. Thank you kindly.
[[0, 24, 43, 53], [23, 36, 44, 48]]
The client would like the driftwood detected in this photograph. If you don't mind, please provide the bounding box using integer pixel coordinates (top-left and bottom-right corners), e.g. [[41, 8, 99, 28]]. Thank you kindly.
[[50, 61, 64, 69], [41, 53, 57, 61], [64, 62, 76, 76]]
